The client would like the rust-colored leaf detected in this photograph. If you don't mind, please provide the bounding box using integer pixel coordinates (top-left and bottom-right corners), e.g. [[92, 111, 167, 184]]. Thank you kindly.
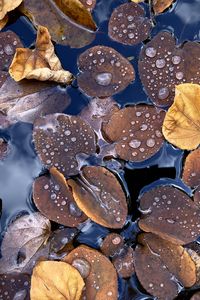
[[108, 3, 152, 46], [33, 113, 96, 177], [0, 14, 8, 30], [100, 233, 124, 257], [162, 84, 200, 150], [134, 233, 196, 299], [102, 105, 165, 162], [64, 245, 118, 300], [77, 46, 135, 98], [30, 261, 84, 300], [0, 0, 23, 20], [113, 247, 135, 278], [67, 166, 128, 229], [138, 185, 200, 245], [153, 0, 174, 14], [182, 149, 200, 188], [33, 167, 87, 227]]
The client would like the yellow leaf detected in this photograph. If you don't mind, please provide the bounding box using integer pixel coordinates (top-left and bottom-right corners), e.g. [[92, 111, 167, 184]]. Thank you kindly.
[[0, 15, 8, 29], [0, 0, 22, 20], [30, 261, 85, 300], [162, 83, 200, 150], [9, 26, 73, 84], [131, 0, 144, 3]]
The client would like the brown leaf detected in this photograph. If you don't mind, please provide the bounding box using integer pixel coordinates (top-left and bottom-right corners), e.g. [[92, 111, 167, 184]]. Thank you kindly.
[[0, 0, 23, 20], [49, 227, 77, 255], [0, 212, 51, 273], [108, 3, 152, 46], [100, 233, 124, 257], [134, 233, 196, 300], [9, 26, 73, 84], [30, 261, 84, 300], [182, 149, 200, 188], [67, 166, 128, 229], [0, 14, 8, 29], [153, 0, 174, 14], [33, 167, 87, 227], [64, 245, 118, 300], [138, 185, 200, 245], [162, 83, 200, 150], [112, 247, 135, 278], [19, 0, 95, 48], [102, 105, 165, 162], [33, 113, 97, 177]]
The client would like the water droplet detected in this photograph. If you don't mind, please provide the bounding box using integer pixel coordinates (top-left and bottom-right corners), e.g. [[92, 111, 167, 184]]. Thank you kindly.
[[64, 130, 71, 136], [72, 258, 91, 278], [112, 236, 121, 245], [146, 138, 155, 147], [140, 124, 148, 131], [176, 72, 184, 80], [51, 193, 57, 200], [4, 44, 14, 55], [129, 139, 141, 149], [158, 87, 169, 100], [145, 47, 157, 58], [95, 73, 112, 86], [127, 15, 134, 22], [128, 33, 135, 39], [13, 290, 27, 300], [167, 219, 175, 224], [156, 59, 166, 69], [69, 202, 82, 217], [172, 55, 181, 65], [44, 184, 49, 190]]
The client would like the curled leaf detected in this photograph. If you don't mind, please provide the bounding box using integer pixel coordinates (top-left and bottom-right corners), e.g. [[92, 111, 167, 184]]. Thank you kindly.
[[162, 83, 200, 150], [30, 261, 84, 300], [0, 0, 23, 20], [9, 26, 73, 84]]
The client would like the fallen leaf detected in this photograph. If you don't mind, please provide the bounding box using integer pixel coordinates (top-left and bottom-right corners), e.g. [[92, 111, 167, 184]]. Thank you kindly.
[[153, 0, 174, 14], [49, 227, 77, 255], [30, 261, 84, 300], [100, 233, 124, 257], [0, 14, 8, 30], [162, 83, 200, 150], [9, 26, 73, 84], [0, 0, 23, 20], [112, 247, 135, 278], [64, 245, 118, 300], [0, 212, 51, 273], [67, 166, 128, 228], [182, 149, 200, 188], [19, 0, 95, 48]]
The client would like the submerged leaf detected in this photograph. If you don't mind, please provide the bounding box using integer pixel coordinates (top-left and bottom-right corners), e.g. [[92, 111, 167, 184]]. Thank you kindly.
[[0, 212, 51, 273], [0, 0, 23, 20], [9, 26, 73, 84], [30, 261, 84, 300], [162, 83, 200, 150], [153, 0, 174, 14]]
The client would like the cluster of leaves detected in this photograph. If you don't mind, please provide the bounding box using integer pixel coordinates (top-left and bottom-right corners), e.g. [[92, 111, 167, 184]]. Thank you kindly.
[[0, 0, 200, 300]]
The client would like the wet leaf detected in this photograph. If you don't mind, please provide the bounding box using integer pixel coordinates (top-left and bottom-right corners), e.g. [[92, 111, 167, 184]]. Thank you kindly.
[[153, 0, 174, 14], [49, 227, 77, 255], [9, 26, 73, 84], [33, 167, 87, 227], [0, 138, 9, 160], [108, 3, 152, 46], [0, 273, 31, 300], [182, 149, 200, 188], [64, 245, 118, 300], [138, 185, 200, 245], [100, 233, 124, 257], [0, 212, 51, 273], [30, 261, 84, 300], [102, 105, 165, 162], [0, 76, 71, 125], [139, 32, 200, 107], [0, 15, 8, 30], [0, 0, 22, 20], [19, 0, 95, 48], [112, 247, 135, 278], [162, 83, 200, 150], [77, 46, 135, 98], [134, 233, 196, 300], [33, 113, 96, 177], [67, 166, 128, 229]]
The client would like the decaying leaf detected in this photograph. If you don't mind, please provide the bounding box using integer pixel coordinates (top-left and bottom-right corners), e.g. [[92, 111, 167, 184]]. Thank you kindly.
[[182, 149, 200, 188], [67, 166, 128, 229], [138, 185, 200, 245], [162, 84, 200, 150], [0, 0, 23, 20], [0, 212, 51, 273], [64, 245, 118, 300], [134, 233, 196, 300], [33, 167, 87, 227], [102, 105, 165, 162], [113, 247, 135, 278], [0, 76, 71, 125], [0, 273, 31, 300], [77, 46, 135, 98], [30, 261, 84, 300], [108, 3, 152, 46], [100, 233, 124, 257], [153, 0, 174, 14], [0, 14, 8, 30], [139, 32, 200, 107], [9, 26, 73, 84], [19, 0, 95, 48], [33, 113, 97, 177]]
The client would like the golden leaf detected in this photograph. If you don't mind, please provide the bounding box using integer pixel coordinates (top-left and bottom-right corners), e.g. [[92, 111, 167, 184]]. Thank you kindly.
[[9, 26, 73, 84], [30, 261, 85, 300], [0, 15, 8, 29], [0, 0, 22, 20], [162, 83, 200, 150]]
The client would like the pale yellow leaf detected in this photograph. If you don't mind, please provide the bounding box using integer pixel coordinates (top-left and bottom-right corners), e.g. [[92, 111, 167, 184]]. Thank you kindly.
[[0, 0, 22, 20]]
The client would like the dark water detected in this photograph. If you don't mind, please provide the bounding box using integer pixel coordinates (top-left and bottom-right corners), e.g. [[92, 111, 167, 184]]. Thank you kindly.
[[0, 0, 200, 299]]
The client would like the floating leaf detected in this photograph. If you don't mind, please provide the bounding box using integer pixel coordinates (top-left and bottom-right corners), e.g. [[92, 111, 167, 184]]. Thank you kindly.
[[64, 245, 118, 300], [33, 167, 87, 227], [108, 3, 151, 46], [77, 46, 135, 98], [153, 0, 174, 14], [0, 0, 22, 20], [134, 233, 196, 300], [67, 166, 128, 229], [19, 0, 95, 48], [9, 26, 73, 84], [139, 32, 200, 107], [162, 83, 200, 150], [33, 113, 96, 177], [138, 185, 200, 245], [102, 105, 165, 162], [0, 15, 8, 30], [100, 233, 124, 257], [50, 227, 77, 255], [30, 261, 84, 300], [113, 246, 135, 278], [0, 212, 51, 273], [0, 138, 9, 160], [0, 273, 31, 300], [182, 149, 200, 188]]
